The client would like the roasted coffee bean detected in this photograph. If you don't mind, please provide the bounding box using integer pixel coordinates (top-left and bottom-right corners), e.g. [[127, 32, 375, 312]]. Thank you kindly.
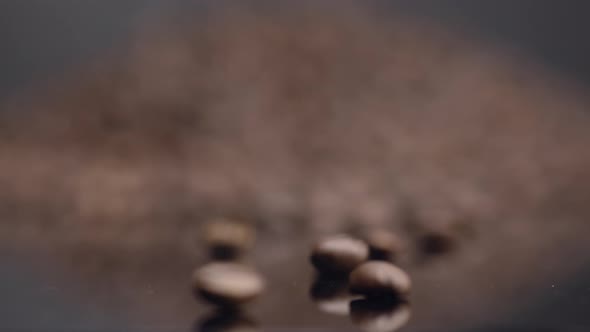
[[349, 262, 411, 299], [192, 263, 265, 306], [418, 229, 456, 256], [204, 219, 255, 260], [310, 234, 370, 274], [350, 298, 411, 332], [363, 229, 403, 262]]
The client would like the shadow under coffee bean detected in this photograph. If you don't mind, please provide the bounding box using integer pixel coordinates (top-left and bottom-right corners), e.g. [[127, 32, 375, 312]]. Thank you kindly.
[[194, 308, 259, 332], [310, 274, 360, 316]]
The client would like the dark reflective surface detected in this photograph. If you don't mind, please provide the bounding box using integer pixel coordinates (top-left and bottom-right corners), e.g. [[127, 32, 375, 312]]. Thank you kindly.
[[194, 309, 259, 332], [350, 299, 411, 332], [2, 251, 590, 332], [310, 274, 360, 316]]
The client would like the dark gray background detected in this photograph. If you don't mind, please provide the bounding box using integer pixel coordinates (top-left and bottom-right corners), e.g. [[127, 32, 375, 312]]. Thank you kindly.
[[1, 1, 590, 101]]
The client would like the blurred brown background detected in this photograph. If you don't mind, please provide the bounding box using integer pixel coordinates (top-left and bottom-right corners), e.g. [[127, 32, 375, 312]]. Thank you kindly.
[[1, 1, 590, 332]]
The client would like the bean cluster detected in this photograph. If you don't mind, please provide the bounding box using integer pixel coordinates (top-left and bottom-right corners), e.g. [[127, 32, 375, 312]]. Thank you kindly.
[[190, 219, 451, 331]]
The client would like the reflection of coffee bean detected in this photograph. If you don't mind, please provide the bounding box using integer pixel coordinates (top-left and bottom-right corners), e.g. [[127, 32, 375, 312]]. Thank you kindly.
[[350, 298, 411, 332], [204, 220, 255, 261], [310, 235, 369, 274], [310, 275, 349, 300], [363, 229, 402, 262], [418, 230, 455, 256], [195, 309, 259, 332], [310, 274, 360, 316], [349, 262, 411, 300], [192, 263, 265, 306]]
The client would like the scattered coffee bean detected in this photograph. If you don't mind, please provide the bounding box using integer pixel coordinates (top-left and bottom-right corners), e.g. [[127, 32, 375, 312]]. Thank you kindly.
[[310, 234, 370, 274], [310, 275, 361, 316], [204, 219, 255, 260], [363, 229, 402, 262], [350, 298, 411, 332], [418, 229, 455, 256], [192, 263, 265, 306], [349, 262, 411, 300]]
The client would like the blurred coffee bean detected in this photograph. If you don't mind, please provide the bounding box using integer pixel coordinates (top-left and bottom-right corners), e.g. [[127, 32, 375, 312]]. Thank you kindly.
[[350, 298, 411, 332], [204, 220, 255, 260], [310, 274, 360, 316], [192, 263, 265, 307], [349, 262, 411, 300], [363, 229, 403, 262], [310, 234, 369, 274], [194, 309, 259, 332], [417, 229, 456, 256]]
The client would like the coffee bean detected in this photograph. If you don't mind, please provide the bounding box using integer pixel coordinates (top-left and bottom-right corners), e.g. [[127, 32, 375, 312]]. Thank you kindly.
[[192, 263, 265, 306], [418, 229, 455, 256], [204, 220, 255, 260], [349, 262, 411, 300], [363, 229, 403, 262], [310, 235, 370, 274], [350, 298, 411, 332]]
